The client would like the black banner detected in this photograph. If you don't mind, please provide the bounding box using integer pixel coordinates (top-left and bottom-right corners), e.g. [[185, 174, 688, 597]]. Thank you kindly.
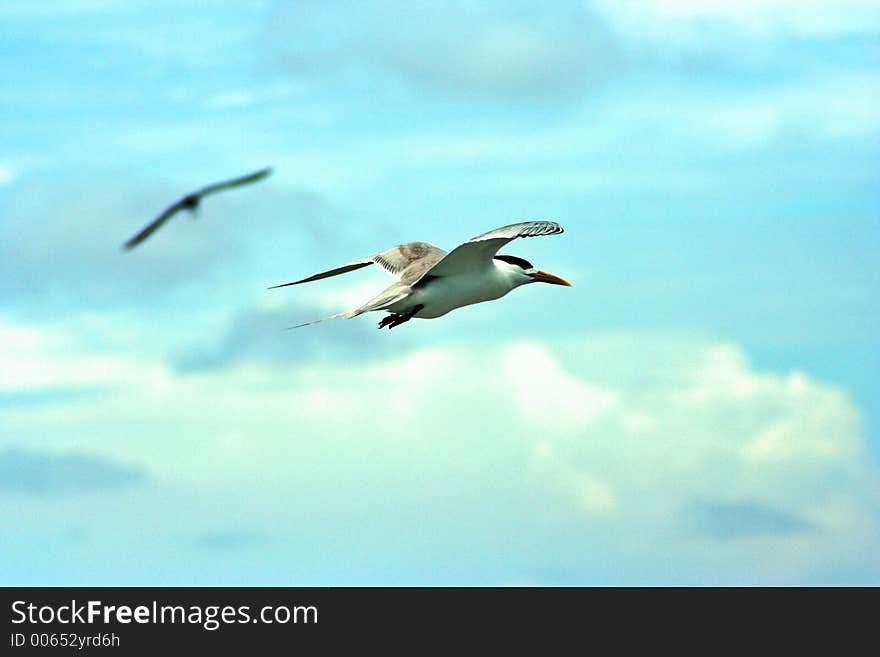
[[0, 586, 866, 651]]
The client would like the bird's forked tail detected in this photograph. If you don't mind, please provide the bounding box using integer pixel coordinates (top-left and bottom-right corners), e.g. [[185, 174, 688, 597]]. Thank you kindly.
[[284, 309, 361, 330]]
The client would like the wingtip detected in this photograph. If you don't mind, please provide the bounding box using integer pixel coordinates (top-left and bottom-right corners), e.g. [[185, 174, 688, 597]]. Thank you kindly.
[[267, 281, 296, 290], [283, 319, 322, 330]]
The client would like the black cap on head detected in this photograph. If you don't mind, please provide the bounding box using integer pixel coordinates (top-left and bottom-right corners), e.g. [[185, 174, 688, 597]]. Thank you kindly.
[[494, 254, 534, 270]]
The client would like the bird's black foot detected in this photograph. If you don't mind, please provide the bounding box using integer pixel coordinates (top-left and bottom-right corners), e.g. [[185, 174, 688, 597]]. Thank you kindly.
[[378, 305, 423, 330], [378, 314, 402, 329]]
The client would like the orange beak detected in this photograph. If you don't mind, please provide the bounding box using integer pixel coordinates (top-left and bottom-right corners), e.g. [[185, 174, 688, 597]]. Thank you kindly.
[[530, 270, 572, 287]]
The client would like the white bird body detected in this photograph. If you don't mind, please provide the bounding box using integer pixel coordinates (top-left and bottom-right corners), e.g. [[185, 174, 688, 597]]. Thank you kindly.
[[270, 221, 571, 329], [388, 260, 525, 319]]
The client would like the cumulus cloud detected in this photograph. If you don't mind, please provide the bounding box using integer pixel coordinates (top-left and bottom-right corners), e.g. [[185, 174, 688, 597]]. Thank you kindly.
[[0, 321, 163, 392], [212, 334, 877, 581], [268, 0, 879, 105], [2, 322, 877, 582], [0, 447, 147, 495], [269, 0, 624, 101], [512, 336, 879, 580], [592, 0, 880, 76]]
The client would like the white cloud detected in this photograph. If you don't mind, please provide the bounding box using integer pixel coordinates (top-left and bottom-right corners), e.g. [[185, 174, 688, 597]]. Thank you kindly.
[[203, 83, 304, 111], [502, 342, 618, 429], [0, 321, 166, 391], [685, 72, 880, 146], [270, 1, 622, 100], [599, 0, 880, 37], [3, 322, 878, 583], [0, 164, 15, 185], [531, 335, 878, 580]]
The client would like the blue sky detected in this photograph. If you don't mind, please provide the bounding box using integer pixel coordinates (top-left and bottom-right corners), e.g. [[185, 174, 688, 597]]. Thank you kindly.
[[1, 0, 878, 585]]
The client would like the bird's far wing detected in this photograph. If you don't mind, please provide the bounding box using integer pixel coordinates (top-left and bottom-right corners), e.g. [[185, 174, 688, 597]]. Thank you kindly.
[[121, 203, 183, 250], [197, 167, 273, 197], [268, 258, 375, 289], [420, 221, 563, 278], [268, 241, 444, 289], [387, 242, 447, 285]]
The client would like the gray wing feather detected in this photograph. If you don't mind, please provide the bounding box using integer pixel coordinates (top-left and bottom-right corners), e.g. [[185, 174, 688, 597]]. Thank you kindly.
[[352, 282, 413, 314], [269, 241, 446, 289], [420, 221, 563, 279], [373, 242, 446, 279], [464, 221, 564, 244]]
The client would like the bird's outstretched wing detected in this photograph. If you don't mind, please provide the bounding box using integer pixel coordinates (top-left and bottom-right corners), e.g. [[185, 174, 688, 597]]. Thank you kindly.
[[122, 167, 273, 251], [420, 221, 563, 279], [269, 241, 446, 289], [195, 167, 273, 197], [122, 204, 183, 250]]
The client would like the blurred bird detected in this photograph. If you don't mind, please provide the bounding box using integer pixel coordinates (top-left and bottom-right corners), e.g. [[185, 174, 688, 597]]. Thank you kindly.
[[122, 167, 272, 250], [270, 221, 571, 329]]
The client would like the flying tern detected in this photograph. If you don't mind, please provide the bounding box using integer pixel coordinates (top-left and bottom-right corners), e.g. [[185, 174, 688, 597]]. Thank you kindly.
[[270, 220, 571, 329], [122, 167, 273, 250]]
